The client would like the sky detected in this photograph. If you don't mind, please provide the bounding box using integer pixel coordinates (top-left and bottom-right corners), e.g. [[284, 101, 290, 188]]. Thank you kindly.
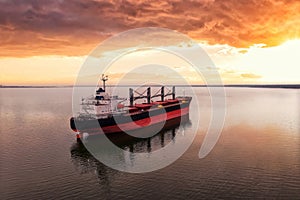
[[1, 0, 300, 85]]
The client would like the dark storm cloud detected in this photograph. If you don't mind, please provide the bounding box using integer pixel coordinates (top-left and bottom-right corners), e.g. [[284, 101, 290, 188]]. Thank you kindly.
[[0, 0, 299, 56]]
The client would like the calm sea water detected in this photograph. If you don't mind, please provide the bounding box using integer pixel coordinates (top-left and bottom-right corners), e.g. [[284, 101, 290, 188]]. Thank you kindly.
[[1, 88, 299, 199]]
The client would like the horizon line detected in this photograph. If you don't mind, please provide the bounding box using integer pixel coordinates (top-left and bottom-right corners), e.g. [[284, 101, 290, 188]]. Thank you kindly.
[[1, 84, 299, 89]]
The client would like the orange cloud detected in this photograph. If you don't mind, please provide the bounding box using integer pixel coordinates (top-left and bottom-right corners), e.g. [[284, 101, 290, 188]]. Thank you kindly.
[[241, 73, 262, 79], [0, 0, 299, 57]]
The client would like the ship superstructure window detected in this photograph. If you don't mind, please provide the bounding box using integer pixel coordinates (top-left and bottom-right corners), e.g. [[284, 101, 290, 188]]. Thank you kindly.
[[95, 96, 104, 100]]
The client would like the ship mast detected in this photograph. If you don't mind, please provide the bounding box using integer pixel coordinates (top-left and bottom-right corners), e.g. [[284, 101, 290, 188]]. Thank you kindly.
[[101, 74, 108, 92]]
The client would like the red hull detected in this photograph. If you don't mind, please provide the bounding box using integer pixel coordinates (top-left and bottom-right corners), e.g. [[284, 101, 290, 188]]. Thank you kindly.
[[93, 106, 188, 135]]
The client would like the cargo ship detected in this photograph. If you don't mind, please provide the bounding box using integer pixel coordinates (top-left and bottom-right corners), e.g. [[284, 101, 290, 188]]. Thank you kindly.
[[70, 75, 192, 137]]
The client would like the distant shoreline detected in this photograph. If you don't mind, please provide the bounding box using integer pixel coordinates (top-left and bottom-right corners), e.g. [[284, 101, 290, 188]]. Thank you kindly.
[[1, 84, 299, 89]]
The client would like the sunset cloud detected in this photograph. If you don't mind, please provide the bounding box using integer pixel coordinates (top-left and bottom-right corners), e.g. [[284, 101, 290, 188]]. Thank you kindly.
[[241, 73, 262, 79], [0, 0, 299, 57]]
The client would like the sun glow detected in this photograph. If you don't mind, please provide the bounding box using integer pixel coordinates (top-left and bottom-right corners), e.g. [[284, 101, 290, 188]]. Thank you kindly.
[[205, 39, 300, 84], [1, 39, 299, 86], [240, 39, 300, 83]]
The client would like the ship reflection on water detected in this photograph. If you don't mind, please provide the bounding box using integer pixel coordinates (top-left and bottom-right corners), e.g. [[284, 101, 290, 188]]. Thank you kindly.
[[70, 119, 191, 176]]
